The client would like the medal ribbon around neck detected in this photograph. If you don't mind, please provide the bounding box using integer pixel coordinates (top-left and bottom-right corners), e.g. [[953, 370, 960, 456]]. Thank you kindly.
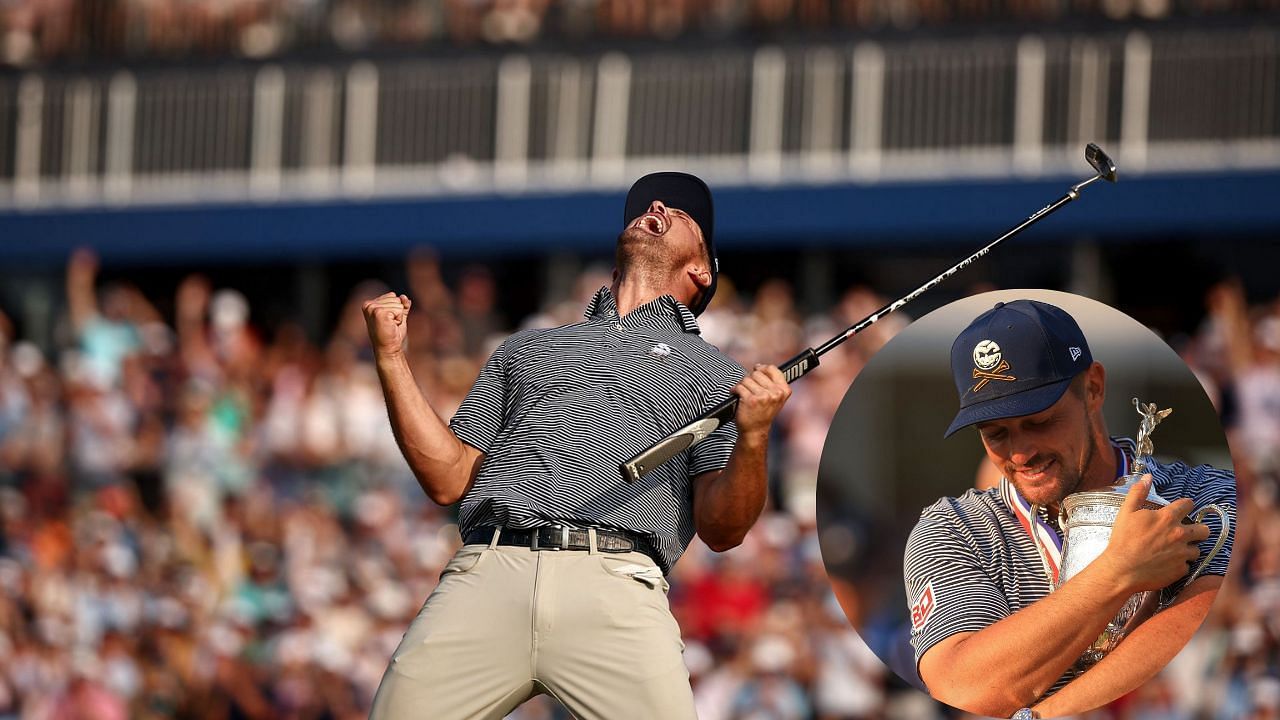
[[1115, 440, 1132, 480], [1000, 477, 1063, 586], [999, 441, 1133, 588]]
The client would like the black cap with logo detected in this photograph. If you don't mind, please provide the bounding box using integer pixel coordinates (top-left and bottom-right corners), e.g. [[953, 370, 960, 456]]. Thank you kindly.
[[624, 172, 717, 316]]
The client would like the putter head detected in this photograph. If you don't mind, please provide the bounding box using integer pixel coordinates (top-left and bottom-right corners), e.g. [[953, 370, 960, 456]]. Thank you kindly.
[[1085, 143, 1118, 183]]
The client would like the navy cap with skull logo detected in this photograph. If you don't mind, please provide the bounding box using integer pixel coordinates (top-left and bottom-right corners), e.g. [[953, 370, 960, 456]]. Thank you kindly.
[[944, 299, 1094, 437]]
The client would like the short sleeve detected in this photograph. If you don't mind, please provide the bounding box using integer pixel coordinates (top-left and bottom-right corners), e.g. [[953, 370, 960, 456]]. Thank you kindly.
[[683, 355, 744, 478], [903, 505, 1012, 670], [686, 422, 739, 477], [448, 339, 510, 453]]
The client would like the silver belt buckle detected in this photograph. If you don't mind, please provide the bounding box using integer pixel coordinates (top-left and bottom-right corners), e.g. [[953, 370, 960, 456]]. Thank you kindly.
[[531, 525, 570, 551]]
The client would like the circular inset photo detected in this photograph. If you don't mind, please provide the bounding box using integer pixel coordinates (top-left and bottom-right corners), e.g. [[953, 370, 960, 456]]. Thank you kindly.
[[816, 290, 1237, 718]]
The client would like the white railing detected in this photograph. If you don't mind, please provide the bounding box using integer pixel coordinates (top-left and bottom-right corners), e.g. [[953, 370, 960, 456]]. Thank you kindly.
[[0, 27, 1277, 208]]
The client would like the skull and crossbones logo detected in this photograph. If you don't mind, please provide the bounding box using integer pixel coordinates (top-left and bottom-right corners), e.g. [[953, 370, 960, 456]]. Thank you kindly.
[[971, 340, 1016, 391]]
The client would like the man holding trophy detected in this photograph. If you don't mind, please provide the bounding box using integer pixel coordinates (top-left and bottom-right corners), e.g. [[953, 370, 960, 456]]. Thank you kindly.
[[903, 299, 1235, 718]]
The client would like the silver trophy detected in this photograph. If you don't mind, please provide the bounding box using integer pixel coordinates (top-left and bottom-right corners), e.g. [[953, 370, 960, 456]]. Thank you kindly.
[[1056, 399, 1230, 672]]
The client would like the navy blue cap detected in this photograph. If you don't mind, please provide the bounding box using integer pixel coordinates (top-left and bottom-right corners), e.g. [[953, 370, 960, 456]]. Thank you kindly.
[[944, 299, 1093, 437], [624, 172, 717, 315]]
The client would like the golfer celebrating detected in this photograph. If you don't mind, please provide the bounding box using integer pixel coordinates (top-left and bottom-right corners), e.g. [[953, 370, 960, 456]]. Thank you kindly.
[[364, 172, 791, 719], [903, 299, 1235, 718]]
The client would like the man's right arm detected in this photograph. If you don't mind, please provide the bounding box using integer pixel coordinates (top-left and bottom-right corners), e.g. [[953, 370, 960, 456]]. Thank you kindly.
[[918, 558, 1132, 716], [365, 292, 484, 505], [913, 477, 1208, 716]]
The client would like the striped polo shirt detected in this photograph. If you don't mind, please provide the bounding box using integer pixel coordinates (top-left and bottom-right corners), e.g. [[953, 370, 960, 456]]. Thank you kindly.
[[449, 287, 745, 574], [903, 437, 1235, 699]]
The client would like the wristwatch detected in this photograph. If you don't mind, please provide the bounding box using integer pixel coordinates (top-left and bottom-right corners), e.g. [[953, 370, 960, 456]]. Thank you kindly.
[[1011, 709, 1040, 720]]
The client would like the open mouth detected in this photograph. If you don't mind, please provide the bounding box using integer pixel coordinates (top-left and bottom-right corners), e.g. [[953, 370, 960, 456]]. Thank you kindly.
[[635, 212, 668, 235]]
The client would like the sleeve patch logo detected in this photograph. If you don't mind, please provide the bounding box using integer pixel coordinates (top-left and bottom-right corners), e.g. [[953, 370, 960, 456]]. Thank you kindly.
[[910, 581, 936, 631]]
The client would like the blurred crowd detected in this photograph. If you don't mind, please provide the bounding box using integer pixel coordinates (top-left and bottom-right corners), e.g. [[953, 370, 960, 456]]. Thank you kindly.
[[2, 0, 1278, 66], [0, 246, 1277, 719], [1171, 279, 1280, 718]]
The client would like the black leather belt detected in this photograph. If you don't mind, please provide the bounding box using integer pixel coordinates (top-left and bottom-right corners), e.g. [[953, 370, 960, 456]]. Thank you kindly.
[[464, 525, 657, 563]]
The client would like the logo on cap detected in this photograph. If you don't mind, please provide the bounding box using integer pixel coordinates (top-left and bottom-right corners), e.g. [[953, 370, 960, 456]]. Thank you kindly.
[[971, 339, 1016, 392], [973, 340, 1002, 370], [946, 299, 1093, 438]]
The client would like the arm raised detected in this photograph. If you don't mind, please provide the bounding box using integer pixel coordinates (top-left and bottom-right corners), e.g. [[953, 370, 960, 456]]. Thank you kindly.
[[365, 292, 483, 505]]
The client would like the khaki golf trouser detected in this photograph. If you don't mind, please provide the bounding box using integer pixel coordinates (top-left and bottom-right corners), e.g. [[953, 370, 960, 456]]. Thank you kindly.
[[369, 530, 696, 720]]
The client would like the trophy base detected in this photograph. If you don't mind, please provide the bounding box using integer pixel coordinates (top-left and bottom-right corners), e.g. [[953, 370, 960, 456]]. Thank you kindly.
[[1071, 650, 1107, 675], [1069, 588, 1162, 673]]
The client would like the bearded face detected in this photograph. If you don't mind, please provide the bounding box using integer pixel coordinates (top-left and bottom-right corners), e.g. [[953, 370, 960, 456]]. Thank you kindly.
[[616, 201, 709, 298], [976, 375, 1109, 509], [615, 225, 687, 275]]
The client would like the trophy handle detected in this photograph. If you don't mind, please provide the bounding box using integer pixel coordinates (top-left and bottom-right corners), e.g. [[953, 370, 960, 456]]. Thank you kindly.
[[1184, 504, 1231, 587]]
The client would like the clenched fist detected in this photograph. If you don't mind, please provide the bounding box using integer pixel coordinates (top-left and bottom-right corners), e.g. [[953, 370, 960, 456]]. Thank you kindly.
[[364, 292, 412, 358], [732, 364, 792, 439]]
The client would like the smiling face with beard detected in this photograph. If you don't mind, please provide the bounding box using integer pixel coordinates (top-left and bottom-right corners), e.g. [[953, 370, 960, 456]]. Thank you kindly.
[[974, 366, 1116, 511], [615, 200, 711, 308]]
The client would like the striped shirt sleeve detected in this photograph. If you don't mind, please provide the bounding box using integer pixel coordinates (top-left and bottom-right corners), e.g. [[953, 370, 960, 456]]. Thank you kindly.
[[687, 423, 738, 476], [681, 351, 744, 478], [903, 502, 1012, 668], [448, 337, 511, 453], [1190, 466, 1235, 581], [1162, 461, 1236, 586]]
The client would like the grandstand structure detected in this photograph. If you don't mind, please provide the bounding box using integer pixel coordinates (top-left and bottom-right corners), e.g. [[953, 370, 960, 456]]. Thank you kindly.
[[0, 25, 1277, 255]]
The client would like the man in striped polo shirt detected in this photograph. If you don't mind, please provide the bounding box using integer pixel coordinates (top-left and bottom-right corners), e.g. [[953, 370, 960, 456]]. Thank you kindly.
[[903, 299, 1235, 718], [363, 172, 792, 719]]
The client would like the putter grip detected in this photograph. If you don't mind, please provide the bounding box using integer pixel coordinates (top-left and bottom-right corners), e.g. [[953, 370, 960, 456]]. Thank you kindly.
[[778, 348, 820, 383], [619, 348, 821, 483], [621, 396, 739, 482]]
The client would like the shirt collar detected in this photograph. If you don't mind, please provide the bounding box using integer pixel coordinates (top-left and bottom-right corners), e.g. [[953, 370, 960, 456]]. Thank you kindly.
[[584, 287, 702, 335]]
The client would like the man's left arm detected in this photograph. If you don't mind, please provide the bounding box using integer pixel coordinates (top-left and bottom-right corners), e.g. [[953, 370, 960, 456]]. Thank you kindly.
[[1031, 574, 1220, 717], [692, 364, 790, 552]]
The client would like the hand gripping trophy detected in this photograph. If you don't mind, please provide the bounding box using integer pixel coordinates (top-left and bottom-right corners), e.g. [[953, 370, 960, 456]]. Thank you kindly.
[[1056, 399, 1231, 671]]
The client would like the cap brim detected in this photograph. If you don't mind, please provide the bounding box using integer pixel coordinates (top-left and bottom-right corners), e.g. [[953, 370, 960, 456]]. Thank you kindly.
[[943, 377, 1075, 438]]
